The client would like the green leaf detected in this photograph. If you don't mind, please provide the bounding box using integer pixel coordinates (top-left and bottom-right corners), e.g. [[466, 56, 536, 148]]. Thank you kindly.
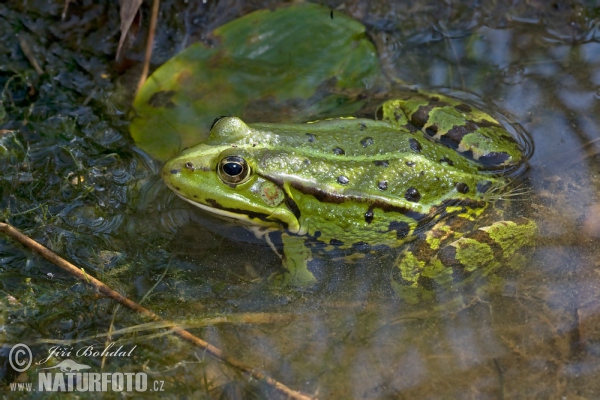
[[130, 3, 381, 161]]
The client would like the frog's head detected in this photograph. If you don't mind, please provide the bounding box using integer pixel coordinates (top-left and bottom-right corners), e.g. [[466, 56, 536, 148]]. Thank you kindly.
[[161, 117, 301, 233]]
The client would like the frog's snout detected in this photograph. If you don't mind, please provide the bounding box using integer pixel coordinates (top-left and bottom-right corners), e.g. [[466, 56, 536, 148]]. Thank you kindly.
[[161, 158, 181, 178]]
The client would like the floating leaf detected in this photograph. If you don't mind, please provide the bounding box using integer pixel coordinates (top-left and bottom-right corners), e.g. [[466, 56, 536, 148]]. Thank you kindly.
[[130, 3, 381, 161]]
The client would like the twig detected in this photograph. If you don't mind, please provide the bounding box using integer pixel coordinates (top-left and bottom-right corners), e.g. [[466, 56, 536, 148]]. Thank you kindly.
[[493, 358, 505, 400], [17, 35, 43, 75], [135, 0, 160, 96], [0, 222, 313, 400], [36, 313, 296, 346], [62, 0, 73, 21]]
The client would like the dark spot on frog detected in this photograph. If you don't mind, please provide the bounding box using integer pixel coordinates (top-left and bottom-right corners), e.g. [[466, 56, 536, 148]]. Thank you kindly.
[[405, 187, 421, 202], [477, 180, 493, 193], [405, 161, 415, 167], [477, 151, 511, 167], [314, 231, 322, 238], [184, 162, 194, 171], [373, 160, 389, 167], [359, 123, 367, 131], [430, 96, 439, 102], [394, 112, 402, 121], [411, 101, 450, 127], [388, 221, 410, 239], [364, 208, 374, 224], [454, 103, 472, 113], [174, 186, 180, 191], [409, 138, 422, 152], [333, 147, 345, 155], [437, 246, 463, 272], [337, 176, 349, 185], [441, 124, 478, 149], [455, 182, 469, 194], [304, 159, 311, 165], [170, 169, 180, 174], [467, 230, 504, 256], [378, 181, 388, 191], [306, 133, 316, 143], [439, 157, 454, 165], [425, 126, 438, 137], [147, 90, 176, 108], [330, 238, 343, 247], [360, 137, 374, 147]]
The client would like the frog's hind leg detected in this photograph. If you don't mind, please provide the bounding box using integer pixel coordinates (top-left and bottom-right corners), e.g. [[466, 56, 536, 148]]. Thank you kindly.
[[391, 216, 537, 304], [380, 92, 524, 169], [437, 217, 537, 279]]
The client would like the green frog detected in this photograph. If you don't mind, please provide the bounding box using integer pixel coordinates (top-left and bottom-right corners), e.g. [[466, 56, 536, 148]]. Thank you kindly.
[[161, 91, 536, 302]]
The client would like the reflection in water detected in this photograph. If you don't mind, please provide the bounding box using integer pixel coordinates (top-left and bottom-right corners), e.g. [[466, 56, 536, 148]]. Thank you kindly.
[[1, 1, 599, 398]]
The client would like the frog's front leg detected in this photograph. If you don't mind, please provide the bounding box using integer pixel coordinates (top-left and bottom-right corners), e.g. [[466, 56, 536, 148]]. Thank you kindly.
[[392, 218, 537, 303], [269, 232, 317, 288]]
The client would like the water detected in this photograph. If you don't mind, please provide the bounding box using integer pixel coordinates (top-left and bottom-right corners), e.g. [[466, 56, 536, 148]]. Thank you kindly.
[[1, 0, 599, 398]]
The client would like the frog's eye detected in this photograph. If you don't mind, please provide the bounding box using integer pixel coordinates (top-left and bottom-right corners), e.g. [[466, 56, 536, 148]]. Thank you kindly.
[[218, 156, 251, 185]]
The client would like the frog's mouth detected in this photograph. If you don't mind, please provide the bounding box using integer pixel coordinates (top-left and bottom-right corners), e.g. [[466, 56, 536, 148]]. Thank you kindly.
[[174, 192, 282, 230], [174, 193, 285, 254]]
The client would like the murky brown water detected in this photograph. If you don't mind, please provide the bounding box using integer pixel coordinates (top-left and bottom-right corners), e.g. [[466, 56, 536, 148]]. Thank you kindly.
[[1, 1, 599, 398]]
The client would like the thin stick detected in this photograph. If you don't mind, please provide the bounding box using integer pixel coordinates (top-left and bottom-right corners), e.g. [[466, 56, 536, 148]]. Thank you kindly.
[[61, 0, 73, 21], [0, 222, 312, 400], [135, 0, 160, 96], [17, 35, 43, 75]]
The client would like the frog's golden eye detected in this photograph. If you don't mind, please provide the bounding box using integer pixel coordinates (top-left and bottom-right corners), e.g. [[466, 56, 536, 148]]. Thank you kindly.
[[218, 156, 251, 185]]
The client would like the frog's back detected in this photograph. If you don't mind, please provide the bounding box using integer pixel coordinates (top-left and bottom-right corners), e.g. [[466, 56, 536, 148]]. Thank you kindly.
[[249, 118, 498, 217], [240, 118, 504, 246]]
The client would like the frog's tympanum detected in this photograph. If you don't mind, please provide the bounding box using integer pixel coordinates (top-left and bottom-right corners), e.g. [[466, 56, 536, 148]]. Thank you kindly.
[[162, 91, 536, 301]]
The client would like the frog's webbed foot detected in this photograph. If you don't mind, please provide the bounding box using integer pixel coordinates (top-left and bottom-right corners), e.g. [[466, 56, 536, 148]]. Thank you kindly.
[[391, 218, 537, 303]]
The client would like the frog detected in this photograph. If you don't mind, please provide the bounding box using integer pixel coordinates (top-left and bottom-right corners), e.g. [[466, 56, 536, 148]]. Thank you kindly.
[[161, 91, 536, 302]]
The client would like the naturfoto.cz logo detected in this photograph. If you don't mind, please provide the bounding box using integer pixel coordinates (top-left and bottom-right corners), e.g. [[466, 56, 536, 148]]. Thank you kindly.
[[8, 343, 165, 393]]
